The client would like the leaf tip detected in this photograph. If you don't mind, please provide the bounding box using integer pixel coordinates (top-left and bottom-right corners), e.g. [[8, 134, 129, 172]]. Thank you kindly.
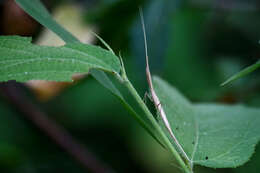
[[220, 80, 229, 87]]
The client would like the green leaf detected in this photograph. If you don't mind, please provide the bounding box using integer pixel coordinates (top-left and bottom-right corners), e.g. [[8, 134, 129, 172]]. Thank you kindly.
[[14, 0, 124, 102], [153, 76, 260, 169], [14, 0, 124, 101], [221, 60, 260, 86], [15, 0, 165, 149], [0, 36, 120, 82], [235, 144, 260, 173], [13, 0, 164, 148]]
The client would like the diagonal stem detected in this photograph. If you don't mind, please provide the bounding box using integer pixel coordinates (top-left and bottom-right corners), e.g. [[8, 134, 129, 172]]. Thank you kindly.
[[120, 73, 191, 173]]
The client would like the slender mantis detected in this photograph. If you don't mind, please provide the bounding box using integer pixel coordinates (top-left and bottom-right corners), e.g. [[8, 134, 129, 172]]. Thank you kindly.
[[139, 7, 190, 165]]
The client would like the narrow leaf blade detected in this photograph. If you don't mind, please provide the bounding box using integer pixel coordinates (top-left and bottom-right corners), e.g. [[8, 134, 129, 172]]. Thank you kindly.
[[221, 60, 260, 86], [15, 0, 78, 43], [91, 69, 165, 147]]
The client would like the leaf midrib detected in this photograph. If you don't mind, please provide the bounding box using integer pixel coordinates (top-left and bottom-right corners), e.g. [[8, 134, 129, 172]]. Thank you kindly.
[[0, 46, 117, 73], [62, 46, 113, 70], [0, 57, 104, 71]]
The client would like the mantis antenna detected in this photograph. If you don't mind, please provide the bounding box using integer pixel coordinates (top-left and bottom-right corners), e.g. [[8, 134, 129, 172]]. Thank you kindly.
[[139, 7, 190, 164]]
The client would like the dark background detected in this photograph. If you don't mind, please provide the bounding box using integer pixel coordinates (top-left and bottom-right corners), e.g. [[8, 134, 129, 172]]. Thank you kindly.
[[0, 0, 260, 173]]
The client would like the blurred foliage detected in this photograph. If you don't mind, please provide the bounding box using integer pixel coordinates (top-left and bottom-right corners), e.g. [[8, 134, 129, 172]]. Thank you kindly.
[[1, 0, 260, 173], [85, 0, 146, 52]]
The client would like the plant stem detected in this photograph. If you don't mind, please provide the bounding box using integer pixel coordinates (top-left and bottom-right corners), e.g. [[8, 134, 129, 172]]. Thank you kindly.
[[122, 77, 191, 173]]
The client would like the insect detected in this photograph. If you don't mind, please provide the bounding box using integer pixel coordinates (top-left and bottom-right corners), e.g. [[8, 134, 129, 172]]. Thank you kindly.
[[139, 7, 190, 163]]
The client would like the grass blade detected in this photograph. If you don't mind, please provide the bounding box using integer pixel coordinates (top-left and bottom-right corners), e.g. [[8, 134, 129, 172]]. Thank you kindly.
[[221, 60, 260, 86]]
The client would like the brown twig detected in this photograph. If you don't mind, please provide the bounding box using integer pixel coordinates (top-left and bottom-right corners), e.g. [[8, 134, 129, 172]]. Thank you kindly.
[[0, 82, 114, 173]]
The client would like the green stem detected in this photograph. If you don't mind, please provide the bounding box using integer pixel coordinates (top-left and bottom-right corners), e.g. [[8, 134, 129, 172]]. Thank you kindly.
[[122, 77, 191, 173]]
